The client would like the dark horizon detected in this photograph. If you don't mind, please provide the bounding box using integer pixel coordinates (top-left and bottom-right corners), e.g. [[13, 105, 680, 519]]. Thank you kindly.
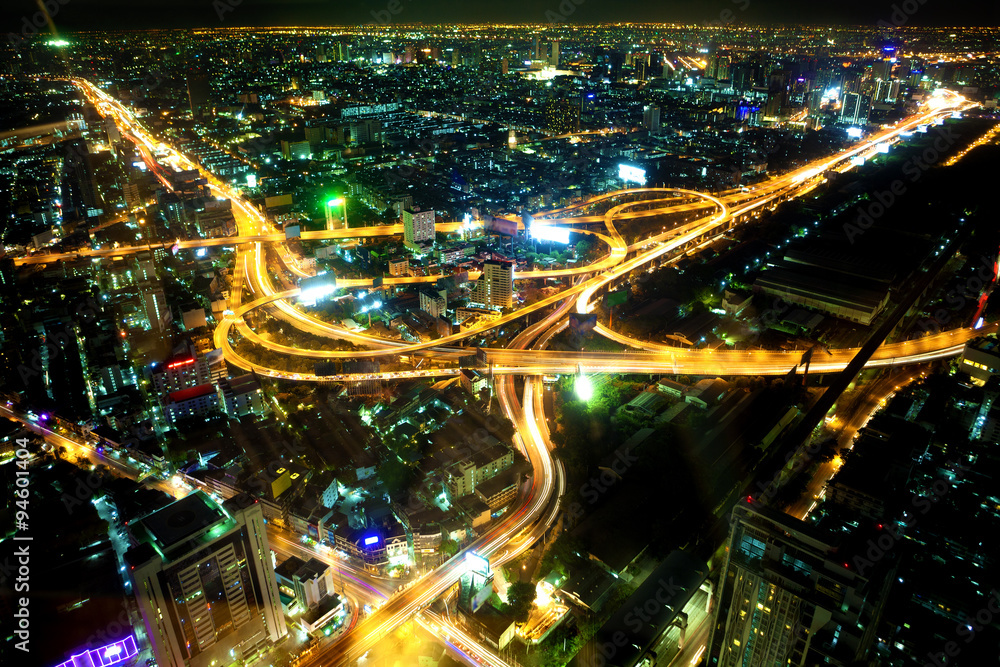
[[4, 0, 1000, 34]]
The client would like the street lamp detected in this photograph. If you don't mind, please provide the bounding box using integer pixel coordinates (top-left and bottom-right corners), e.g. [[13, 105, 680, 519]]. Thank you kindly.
[[574, 373, 593, 402]]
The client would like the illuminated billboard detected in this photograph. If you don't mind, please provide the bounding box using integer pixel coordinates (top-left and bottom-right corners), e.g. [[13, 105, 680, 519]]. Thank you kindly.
[[364, 535, 379, 546], [485, 215, 518, 237], [530, 223, 570, 244], [845, 127, 863, 139], [618, 163, 647, 185], [465, 551, 490, 576], [299, 273, 337, 305], [876, 143, 890, 153]]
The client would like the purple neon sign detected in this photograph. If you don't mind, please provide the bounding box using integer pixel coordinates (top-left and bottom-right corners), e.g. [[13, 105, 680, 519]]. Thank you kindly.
[[55, 634, 138, 667]]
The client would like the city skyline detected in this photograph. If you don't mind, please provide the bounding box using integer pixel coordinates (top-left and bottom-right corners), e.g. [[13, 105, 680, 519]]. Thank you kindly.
[[1, 18, 999, 667], [4, 0, 1000, 32]]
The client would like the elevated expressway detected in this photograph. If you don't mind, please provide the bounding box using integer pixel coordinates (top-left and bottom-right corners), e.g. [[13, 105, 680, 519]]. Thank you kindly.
[[71, 78, 975, 666]]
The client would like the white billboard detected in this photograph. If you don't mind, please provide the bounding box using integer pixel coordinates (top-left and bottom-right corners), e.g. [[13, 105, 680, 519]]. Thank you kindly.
[[618, 163, 647, 185], [299, 272, 337, 305], [530, 223, 570, 244]]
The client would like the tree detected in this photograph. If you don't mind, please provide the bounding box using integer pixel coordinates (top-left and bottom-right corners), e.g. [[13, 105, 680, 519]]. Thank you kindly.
[[505, 581, 537, 625], [440, 538, 459, 557], [377, 457, 415, 498]]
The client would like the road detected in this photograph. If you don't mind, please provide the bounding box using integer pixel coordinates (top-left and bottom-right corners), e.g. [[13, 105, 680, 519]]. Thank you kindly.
[[52, 78, 975, 667]]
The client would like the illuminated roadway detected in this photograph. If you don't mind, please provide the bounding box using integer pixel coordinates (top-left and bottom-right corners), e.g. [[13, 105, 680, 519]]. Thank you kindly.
[[64, 78, 977, 667]]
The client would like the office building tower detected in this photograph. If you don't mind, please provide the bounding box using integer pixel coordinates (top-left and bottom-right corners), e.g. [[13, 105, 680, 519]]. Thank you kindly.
[[543, 98, 581, 135], [706, 500, 894, 667], [473, 260, 514, 309], [402, 207, 436, 246], [332, 42, 350, 61], [875, 79, 901, 104], [186, 75, 211, 117], [643, 105, 661, 132], [142, 287, 172, 332], [764, 70, 789, 118], [840, 92, 871, 126], [715, 55, 732, 81], [872, 59, 892, 82], [549, 40, 560, 68], [125, 493, 287, 667]]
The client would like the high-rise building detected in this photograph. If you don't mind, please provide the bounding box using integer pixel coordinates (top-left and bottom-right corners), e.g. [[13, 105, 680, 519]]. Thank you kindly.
[[643, 105, 661, 132], [151, 350, 212, 398], [419, 288, 448, 319], [125, 492, 287, 667], [142, 287, 172, 332], [706, 500, 894, 666], [125, 491, 287, 667], [402, 207, 436, 246], [186, 75, 211, 117], [543, 98, 581, 135], [840, 92, 871, 126], [875, 79, 901, 104], [715, 55, 732, 81], [764, 70, 789, 118], [549, 40, 560, 68], [473, 260, 514, 310]]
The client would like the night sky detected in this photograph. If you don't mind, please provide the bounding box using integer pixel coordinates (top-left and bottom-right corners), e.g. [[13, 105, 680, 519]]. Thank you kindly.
[[2, 0, 999, 33]]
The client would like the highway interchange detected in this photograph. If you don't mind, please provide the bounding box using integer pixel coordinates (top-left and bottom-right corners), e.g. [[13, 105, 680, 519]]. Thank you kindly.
[[32, 79, 979, 666]]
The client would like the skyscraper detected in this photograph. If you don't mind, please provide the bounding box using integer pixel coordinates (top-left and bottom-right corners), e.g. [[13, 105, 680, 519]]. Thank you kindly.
[[186, 75, 211, 117], [543, 98, 581, 135], [549, 40, 560, 68], [706, 500, 894, 666], [643, 105, 661, 132], [125, 492, 287, 667], [840, 92, 871, 126], [473, 260, 514, 309]]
